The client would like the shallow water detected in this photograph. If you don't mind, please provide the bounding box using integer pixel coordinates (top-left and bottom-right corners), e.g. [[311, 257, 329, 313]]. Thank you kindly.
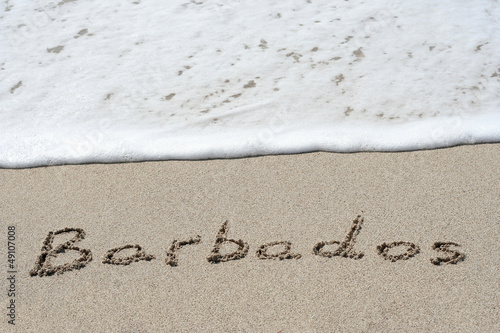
[[1, 0, 499, 167]]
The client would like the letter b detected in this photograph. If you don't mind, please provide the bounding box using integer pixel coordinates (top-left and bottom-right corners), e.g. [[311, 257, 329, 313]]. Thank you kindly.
[[207, 221, 249, 263], [30, 228, 92, 277]]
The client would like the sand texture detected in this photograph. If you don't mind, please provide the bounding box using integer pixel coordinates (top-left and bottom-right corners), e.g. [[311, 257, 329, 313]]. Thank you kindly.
[[1, 144, 499, 332]]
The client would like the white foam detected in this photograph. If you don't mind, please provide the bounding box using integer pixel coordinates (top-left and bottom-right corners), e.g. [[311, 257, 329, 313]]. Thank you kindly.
[[1, 0, 499, 168]]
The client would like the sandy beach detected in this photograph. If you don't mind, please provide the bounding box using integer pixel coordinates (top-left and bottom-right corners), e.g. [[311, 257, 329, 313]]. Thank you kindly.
[[1, 143, 499, 332]]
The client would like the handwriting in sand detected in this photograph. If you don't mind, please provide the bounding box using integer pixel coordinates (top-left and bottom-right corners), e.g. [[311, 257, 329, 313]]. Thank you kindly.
[[29, 216, 465, 277]]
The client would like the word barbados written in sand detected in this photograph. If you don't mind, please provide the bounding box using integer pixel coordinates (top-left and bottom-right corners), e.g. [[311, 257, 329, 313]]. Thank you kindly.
[[29, 216, 465, 277]]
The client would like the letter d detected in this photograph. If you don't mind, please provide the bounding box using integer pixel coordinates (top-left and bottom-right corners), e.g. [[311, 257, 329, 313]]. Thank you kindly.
[[313, 215, 364, 259]]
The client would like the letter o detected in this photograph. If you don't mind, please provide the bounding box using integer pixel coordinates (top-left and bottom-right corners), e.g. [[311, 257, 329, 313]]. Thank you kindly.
[[376, 241, 420, 262]]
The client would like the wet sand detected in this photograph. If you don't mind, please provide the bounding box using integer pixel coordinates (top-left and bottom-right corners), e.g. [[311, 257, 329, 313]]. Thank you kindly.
[[1, 144, 499, 332]]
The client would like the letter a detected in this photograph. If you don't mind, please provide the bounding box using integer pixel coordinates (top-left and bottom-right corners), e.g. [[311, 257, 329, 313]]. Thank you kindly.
[[207, 221, 249, 263], [312, 215, 364, 259], [30, 228, 92, 277], [102, 244, 155, 265], [256, 241, 302, 260]]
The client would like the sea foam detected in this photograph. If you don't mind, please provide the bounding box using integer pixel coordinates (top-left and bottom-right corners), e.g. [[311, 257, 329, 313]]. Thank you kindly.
[[1, 0, 499, 167]]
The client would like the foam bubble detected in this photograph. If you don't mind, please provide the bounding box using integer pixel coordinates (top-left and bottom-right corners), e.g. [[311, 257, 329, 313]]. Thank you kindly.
[[1, 0, 499, 168]]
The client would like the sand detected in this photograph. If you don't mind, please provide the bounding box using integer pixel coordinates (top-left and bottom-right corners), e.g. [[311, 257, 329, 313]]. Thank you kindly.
[[1, 144, 499, 332]]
